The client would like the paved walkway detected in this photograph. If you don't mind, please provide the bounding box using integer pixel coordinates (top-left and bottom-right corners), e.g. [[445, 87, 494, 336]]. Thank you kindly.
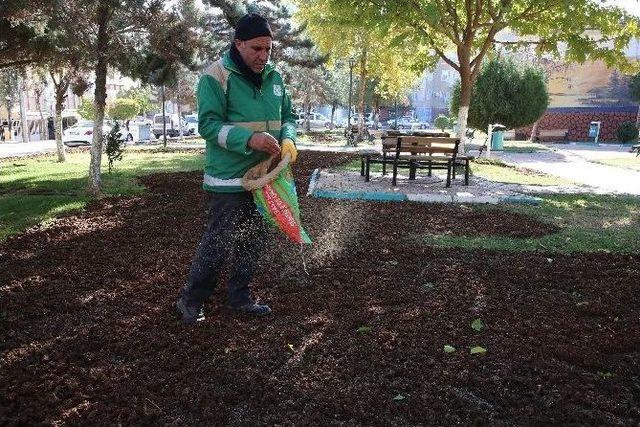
[[495, 144, 640, 195], [0, 140, 57, 158]]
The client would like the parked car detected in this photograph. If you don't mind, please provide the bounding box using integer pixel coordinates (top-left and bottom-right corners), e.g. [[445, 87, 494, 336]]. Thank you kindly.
[[62, 120, 133, 146], [153, 113, 189, 138], [184, 114, 198, 136], [388, 116, 430, 130], [296, 112, 332, 128]]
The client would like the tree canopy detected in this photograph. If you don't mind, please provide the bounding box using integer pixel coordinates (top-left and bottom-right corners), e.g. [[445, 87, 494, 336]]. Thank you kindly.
[[318, 0, 640, 150]]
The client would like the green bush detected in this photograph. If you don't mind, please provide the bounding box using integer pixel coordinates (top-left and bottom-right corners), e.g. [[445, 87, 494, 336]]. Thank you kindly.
[[450, 57, 549, 131], [434, 115, 451, 131], [616, 121, 639, 143]]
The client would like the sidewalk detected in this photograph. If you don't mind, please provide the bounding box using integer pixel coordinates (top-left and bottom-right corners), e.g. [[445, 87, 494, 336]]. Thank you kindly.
[[0, 140, 57, 158], [495, 144, 640, 196]]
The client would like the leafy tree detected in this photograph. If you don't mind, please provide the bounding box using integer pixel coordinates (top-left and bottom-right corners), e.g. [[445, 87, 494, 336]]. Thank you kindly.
[[118, 86, 158, 117], [330, 0, 640, 152], [295, 0, 432, 142], [108, 98, 140, 121], [206, 0, 324, 68], [451, 57, 548, 133], [78, 97, 96, 120], [0, 0, 55, 69]]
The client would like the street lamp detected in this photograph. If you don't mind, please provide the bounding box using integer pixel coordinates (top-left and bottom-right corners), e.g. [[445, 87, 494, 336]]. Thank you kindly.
[[347, 56, 355, 131]]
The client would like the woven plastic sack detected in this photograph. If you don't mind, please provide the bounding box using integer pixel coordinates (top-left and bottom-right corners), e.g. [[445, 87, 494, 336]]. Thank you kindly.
[[242, 154, 311, 244]]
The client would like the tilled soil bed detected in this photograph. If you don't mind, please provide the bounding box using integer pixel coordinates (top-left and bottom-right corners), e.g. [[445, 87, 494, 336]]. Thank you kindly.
[[1, 150, 639, 426]]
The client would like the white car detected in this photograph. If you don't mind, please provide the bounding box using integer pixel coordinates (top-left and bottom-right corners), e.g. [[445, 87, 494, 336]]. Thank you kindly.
[[184, 114, 198, 136], [296, 112, 332, 128], [388, 117, 429, 130], [62, 120, 133, 146]]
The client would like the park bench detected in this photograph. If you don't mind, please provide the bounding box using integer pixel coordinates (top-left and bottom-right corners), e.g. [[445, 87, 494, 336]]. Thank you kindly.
[[360, 131, 448, 177], [361, 134, 472, 187], [536, 128, 569, 142], [631, 144, 640, 157]]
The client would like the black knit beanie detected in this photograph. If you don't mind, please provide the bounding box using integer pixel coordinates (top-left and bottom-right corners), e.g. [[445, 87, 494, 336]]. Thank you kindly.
[[234, 13, 273, 41]]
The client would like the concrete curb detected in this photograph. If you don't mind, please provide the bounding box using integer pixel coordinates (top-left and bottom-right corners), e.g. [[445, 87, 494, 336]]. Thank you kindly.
[[308, 170, 543, 205]]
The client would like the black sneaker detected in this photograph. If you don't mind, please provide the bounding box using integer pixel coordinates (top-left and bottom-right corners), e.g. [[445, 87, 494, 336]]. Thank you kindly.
[[227, 302, 272, 316], [175, 298, 205, 324]]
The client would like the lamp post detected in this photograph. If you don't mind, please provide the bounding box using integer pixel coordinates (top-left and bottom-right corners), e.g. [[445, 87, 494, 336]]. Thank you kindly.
[[347, 57, 355, 131]]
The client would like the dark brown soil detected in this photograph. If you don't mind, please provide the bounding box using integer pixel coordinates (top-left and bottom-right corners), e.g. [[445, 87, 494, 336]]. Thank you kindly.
[[1, 150, 639, 426]]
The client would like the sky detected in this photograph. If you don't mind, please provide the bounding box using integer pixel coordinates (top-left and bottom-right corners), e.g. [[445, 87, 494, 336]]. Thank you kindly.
[[603, 0, 640, 16]]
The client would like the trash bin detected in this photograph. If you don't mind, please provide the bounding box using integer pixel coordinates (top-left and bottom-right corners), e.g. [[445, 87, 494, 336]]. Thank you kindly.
[[491, 124, 506, 150]]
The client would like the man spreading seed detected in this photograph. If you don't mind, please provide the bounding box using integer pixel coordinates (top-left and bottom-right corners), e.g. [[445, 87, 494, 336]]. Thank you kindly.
[[176, 13, 298, 324]]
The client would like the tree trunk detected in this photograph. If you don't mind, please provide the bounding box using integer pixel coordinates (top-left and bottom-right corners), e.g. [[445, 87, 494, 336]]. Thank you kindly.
[[304, 102, 311, 132], [456, 65, 473, 154], [7, 101, 13, 139], [55, 93, 66, 162], [636, 104, 639, 127], [529, 119, 540, 142], [356, 48, 367, 144], [177, 96, 184, 142], [161, 84, 167, 147], [18, 74, 29, 144], [88, 4, 110, 196], [330, 102, 336, 129], [36, 94, 46, 142]]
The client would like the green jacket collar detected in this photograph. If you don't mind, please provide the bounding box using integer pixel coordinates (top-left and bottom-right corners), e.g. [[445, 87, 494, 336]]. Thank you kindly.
[[222, 50, 275, 77]]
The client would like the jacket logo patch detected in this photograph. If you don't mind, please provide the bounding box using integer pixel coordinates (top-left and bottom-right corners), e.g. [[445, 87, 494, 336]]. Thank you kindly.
[[273, 84, 282, 97]]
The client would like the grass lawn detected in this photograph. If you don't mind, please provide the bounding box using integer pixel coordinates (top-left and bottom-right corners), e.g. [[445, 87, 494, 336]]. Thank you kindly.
[[419, 193, 640, 253], [334, 158, 638, 253], [591, 156, 640, 171], [0, 148, 204, 241]]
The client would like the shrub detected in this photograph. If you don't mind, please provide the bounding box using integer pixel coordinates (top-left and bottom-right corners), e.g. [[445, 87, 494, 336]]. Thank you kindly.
[[105, 121, 125, 173], [450, 57, 549, 131], [434, 115, 451, 131], [616, 121, 639, 143]]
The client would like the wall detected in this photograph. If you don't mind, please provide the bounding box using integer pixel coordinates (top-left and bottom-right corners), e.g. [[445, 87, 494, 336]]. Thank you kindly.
[[516, 106, 638, 142]]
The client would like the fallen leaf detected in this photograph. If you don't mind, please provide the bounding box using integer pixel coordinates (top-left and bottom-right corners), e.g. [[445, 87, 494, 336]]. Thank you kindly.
[[470, 346, 487, 355], [443, 345, 456, 353], [393, 394, 406, 401], [471, 318, 484, 332], [287, 343, 295, 352], [356, 326, 372, 334]]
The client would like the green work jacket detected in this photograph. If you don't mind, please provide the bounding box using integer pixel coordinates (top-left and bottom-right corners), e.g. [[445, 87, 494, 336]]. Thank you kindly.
[[197, 50, 297, 193]]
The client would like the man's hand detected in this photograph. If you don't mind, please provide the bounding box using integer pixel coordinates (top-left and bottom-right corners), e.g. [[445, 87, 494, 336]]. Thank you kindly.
[[248, 132, 280, 156], [280, 138, 297, 163]]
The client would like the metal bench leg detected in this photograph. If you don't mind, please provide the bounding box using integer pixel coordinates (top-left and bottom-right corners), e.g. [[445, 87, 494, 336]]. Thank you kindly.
[[365, 158, 371, 182], [446, 163, 452, 187], [382, 153, 387, 175], [409, 161, 416, 180], [392, 161, 398, 186], [360, 157, 365, 176], [464, 160, 470, 185], [452, 163, 457, 179]]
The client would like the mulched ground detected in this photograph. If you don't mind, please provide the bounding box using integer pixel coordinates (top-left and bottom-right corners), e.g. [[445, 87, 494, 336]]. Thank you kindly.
[[1, 150, 639, 426]]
